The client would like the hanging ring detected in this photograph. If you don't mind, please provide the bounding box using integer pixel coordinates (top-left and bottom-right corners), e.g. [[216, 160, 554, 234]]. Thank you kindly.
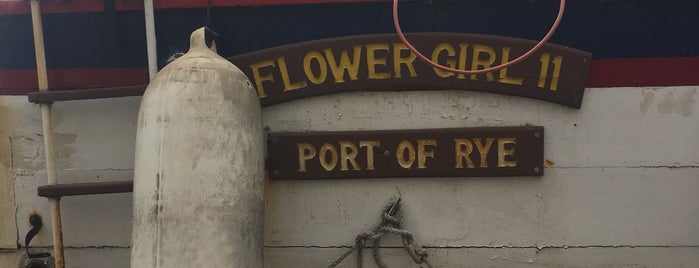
[[393, 0, 566, 75]]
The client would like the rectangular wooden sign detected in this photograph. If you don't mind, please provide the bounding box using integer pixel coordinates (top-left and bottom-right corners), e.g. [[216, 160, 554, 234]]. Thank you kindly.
[[268, 126, 544, 179]]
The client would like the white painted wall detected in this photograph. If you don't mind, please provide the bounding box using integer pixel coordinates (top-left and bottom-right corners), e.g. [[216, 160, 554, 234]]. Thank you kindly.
[[1, 86, 698, 267]]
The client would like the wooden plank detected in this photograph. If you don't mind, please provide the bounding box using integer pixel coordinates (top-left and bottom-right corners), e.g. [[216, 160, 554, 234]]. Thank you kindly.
[[27, 85, 146, 103], [37, 181, 133, 198]]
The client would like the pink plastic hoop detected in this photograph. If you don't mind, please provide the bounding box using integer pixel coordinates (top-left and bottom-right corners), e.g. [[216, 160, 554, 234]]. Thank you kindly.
[[393, 0, 566, 75]]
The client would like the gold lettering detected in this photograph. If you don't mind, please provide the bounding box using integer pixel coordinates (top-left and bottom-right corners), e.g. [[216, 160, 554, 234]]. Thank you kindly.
[[454, 138, 475, 168], [392, 43, 417, 78], [339, 141, 361, 171], [319, 143, 338, 171], [417, 139, 436, 169], [324, 46, 362, 83], [359, 140, 380, 170], [277, 56, 307, 91], [497, 137, 517, 167], [457, 43, 469, 79], [396, 140, 416, 169], [431, 43, 456, 78], [498, 47, 524, 85], [538, 54, 562, 90], [473, 137, 495, 168], [469, 44, 496, 81], [297, 143, 316, 172], [249, 60, 275, 98], [303, 51, 328, 84], [550, 56, 562, 91], [366, 44, 391, 79], [538, 53, 550, 88]]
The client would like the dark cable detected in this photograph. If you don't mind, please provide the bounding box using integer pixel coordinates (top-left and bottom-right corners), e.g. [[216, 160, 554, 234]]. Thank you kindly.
[[206, 0, 212, 27], [204, 0, 218, 48], [25, 214, 50, 259]]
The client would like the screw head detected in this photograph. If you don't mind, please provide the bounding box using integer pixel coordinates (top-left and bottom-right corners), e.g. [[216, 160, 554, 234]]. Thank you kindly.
[[534, 132, 541, 138], [534, 167, 541, 173], [383, 150, 391, 157], [273, 170, 280, 176]]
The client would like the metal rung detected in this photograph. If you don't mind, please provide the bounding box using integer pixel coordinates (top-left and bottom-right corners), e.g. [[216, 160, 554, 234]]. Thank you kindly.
[[28, 85, 146, 104], [38, 181, 133, 198]]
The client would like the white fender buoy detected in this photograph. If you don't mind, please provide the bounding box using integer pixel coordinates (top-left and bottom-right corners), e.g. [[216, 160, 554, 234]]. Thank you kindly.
[[131, 27, 264, 267]]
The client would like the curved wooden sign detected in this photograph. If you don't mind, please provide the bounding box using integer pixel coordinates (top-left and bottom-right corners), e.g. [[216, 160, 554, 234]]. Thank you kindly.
[[228, 33, 592, 108]]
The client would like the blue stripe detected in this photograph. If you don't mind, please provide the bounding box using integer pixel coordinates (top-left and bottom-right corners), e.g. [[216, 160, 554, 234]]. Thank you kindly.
[[1, 0, 697, 70]]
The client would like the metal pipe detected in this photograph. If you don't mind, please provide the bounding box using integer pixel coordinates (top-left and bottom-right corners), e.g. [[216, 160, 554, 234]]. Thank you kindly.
[[144, 0, 158, 80], [29, 1, 64, 267]]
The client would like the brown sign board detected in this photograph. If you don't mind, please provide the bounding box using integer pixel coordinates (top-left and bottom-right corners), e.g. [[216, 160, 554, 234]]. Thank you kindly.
[[268, 126, 544, 180], [229, 33, 591, 109]]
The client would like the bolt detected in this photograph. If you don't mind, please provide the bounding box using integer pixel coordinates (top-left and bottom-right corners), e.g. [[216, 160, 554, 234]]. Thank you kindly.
[[383, 150, 390, 157], [534, 167, 540, 173], [29, 214, 42, 229], [534, 132, 540, 139]]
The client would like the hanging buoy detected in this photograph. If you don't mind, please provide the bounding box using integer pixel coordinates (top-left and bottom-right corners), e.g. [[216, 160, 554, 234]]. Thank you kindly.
[[131, 27, 264, 267]]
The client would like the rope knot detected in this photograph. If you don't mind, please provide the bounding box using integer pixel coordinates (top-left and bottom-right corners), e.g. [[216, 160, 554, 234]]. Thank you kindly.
[[381, 212, 401, 227], [327, 198, 433, 268]]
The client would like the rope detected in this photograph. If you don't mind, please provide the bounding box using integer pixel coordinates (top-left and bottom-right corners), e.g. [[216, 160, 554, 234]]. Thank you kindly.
[[328, 200, 433, 268], [393, 0, 566, 75]]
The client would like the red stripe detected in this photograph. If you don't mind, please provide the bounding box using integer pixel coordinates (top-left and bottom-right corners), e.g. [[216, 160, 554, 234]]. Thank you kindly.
[[588, 57, 699, 88], [0, 68, 148, 95], [1, 57, 697, 95]]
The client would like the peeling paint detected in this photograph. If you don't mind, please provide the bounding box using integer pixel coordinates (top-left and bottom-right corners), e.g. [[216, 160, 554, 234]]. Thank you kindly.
[[0, 97, 13, 137], [640, 89, 655, 114], [10, 133, 76, 170], [11, 135, 43, 171], [545, 159, 555, 167], [2, 85, 699, 267], [53, 133, 77, 169], [657, 89, 696, 117]]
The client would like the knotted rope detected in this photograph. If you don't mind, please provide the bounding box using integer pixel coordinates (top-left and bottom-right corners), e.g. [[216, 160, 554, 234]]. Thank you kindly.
[[328, 198, 432, 268]]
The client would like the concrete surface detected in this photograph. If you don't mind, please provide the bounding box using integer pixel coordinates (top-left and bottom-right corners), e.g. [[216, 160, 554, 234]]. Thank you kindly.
[[0, 85, 697, 267], [0, 251, 21, 267], [0, 137, 17, 249]]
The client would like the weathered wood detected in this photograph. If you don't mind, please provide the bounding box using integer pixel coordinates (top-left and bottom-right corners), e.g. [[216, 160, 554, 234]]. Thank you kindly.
[[230, 33, 592, 108], [268, 126, 544, 179], [37, 181, 133, 198], [27, 85, 146, 103]]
